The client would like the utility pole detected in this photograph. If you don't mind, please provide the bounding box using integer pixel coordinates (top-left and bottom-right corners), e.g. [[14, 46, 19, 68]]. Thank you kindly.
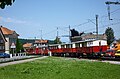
[[40, 30, 43, 55], [107, 4, 111, 20], [57, 27, 59, 38], [56, 27, 59, 44], [96, 15, 98, 39], [41, 30, 42, 40], [69, 25, 71, 43], [105, 1, 120, 20]]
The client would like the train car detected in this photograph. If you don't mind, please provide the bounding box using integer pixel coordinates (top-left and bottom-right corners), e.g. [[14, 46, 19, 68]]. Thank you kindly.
[[68, 39, 107, 57], [49, 39, 107, 58], [26, 45, 49, 55], [26, 39, 107, 58], [35, 46, 49, 55], [48, 44, 61, 56], [26, 48, 35, 54]]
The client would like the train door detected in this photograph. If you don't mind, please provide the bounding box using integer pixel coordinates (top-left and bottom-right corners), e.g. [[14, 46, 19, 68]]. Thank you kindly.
[[76, 43, 81, 53]]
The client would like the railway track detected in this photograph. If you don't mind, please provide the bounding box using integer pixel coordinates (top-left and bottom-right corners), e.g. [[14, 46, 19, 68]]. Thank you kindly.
[[63, 57, 120, 65], [101, 57, 120, 61]]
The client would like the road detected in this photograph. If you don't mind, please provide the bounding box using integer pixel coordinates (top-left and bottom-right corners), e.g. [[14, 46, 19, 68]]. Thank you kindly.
[[0, 56, 48, 67]]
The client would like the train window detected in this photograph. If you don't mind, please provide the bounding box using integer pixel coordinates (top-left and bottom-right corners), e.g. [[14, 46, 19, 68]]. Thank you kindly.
[[49, 46, 53, 49], [67, 44, 72, 48], [91, 42, 93, 45], [88, 42, 93, 45], [70, 44, 72, 48], [49, 47, 51, 49], [82, 42, 87, 47], [52, 46, 53, 49], [55, 46, 58, 49], [75, 43, 80, 47], [66, 45, 68, 48], [66, 44, 71, 48], [61, 45, 65, 48]]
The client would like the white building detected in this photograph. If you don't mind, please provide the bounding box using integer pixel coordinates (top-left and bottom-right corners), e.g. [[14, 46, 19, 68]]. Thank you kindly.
[[0, 26, 19, 54]]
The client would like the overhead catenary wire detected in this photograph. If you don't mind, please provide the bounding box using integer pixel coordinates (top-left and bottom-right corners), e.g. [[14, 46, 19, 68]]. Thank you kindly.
[[68, 6, 120, 34], [39, 4, 120, 40], [71, 6, 120, 28], [84, 21, 120, 33]]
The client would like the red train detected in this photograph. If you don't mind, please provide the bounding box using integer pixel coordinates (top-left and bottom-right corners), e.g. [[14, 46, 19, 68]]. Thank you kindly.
[[26, 39, 107, 58]]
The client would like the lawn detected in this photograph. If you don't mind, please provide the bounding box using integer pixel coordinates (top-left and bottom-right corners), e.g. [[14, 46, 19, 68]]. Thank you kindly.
[[0, 57, 120, 79]]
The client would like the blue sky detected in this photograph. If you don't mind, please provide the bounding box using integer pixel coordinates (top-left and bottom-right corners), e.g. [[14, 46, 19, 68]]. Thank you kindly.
[[0, 0, 120, 42]]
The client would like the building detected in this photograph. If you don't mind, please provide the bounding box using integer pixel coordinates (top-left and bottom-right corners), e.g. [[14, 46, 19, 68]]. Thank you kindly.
[[23, 43, 33, 53], [0, 26, 19, 54], [0, 28, 7, 53], [33, 40, 48, 48], [70, 33, 107, 42], [23, 39, 49, 54]]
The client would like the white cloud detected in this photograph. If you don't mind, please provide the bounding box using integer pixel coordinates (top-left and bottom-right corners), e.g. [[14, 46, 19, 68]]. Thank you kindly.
[[0, 16, 27, 24], [0, 16, 3, 20], [6, 18, 12, 22]]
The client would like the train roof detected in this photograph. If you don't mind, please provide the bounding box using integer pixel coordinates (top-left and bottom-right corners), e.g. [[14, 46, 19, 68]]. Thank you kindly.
[[71, 39, 106, 44], [49, 39, 107, 46]]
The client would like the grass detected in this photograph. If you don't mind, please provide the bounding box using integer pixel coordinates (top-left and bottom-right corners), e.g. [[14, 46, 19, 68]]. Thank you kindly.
[[0, 57, 120, 79]]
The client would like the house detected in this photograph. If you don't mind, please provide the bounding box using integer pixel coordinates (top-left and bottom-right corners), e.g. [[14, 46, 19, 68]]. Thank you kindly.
[[33, 40, 48, 48], [23, 43, 33, 53], [0, 26, 19, 54], [23, 39, 49, 54], [0, 28, 7, 53], [70, 33, 107, 42]]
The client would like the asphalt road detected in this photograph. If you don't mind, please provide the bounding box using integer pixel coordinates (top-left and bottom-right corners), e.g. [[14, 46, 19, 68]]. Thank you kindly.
[[0, 56, 48, 67]]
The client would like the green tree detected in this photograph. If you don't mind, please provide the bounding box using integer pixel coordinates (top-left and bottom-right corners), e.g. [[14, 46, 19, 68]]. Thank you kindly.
[[105, 27, 115, 46], [16, 39, 24, 53], [70, 29, 79, 37], [54, 37, 62, 44], [0, 0, 15, 9]]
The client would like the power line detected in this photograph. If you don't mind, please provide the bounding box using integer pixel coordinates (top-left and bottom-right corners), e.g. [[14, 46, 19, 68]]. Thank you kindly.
[[69, 7, 120, 33], [105, 1, 120, 20], [40, 3, 120, 40], [58, 27, 69, 32], [42, 29, 57, 36], [84, 21, 120, 33]]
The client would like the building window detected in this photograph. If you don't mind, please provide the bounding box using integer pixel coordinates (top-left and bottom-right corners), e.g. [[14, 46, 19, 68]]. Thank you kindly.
[[0, 39, 4, 43], [0, 46, 4, 50]]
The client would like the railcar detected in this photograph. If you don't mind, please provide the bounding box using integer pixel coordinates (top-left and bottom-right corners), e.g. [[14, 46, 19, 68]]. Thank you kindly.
[[26, 46, 49, 55], [26, 39, 107, 58], [49, 39, 107, 57]]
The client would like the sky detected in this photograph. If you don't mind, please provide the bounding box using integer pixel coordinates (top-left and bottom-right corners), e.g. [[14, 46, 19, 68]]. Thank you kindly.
[[0, 0, 120, 42]]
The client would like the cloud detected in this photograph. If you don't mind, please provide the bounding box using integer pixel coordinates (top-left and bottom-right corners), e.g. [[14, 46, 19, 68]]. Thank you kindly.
[[6, 18, 12, 22], [0, 16, 27, 24], [0, 16, 3, 20]]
